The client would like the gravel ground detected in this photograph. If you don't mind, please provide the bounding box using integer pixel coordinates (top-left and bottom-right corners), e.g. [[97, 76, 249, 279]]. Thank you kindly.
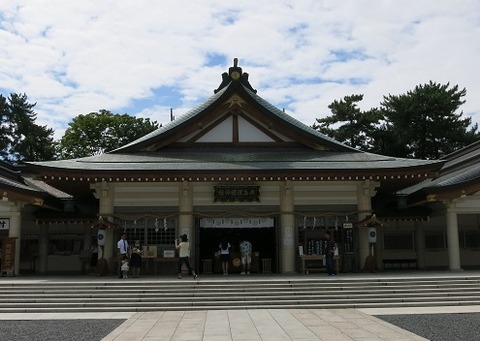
[[378, 313, 480, 341], [0, 320, 125, 341]]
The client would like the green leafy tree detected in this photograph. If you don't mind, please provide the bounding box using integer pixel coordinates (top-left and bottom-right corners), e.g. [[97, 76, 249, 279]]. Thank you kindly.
[[313, 94, 382, 151], [380, 81, 478, 159], [58, 110, 160, 159], [0, 93, 55, 162]]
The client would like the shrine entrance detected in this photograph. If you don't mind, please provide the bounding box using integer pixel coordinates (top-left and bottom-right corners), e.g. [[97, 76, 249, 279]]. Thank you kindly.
[[197, 217, 277, 274]]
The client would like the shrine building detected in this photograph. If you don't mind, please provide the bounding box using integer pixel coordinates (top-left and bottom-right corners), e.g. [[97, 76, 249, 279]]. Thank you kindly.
[[2, 59, 478, 275]]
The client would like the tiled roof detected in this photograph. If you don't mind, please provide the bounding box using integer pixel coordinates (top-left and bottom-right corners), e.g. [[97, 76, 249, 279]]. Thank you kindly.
[[0, 172, 38, 193], [113, 80, 355, 153], [0, 162, 41, 194], [398, 141, 480, 196], [1, 162, 70, 202], [30, 148, 440, 172], [425, 163, 480, 190], [27, 65, 443, 176], [24, 178, 72, 199], [242, 85, 354, 150], [113, 85, 229, 152]]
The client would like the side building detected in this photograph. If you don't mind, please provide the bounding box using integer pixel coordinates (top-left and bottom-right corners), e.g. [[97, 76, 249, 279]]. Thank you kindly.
[[0, 161, 72, 275], [396, 140, 480, 271]]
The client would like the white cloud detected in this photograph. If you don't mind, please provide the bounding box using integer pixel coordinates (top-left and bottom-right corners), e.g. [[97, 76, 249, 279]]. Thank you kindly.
[[1, 0, 479, 139]]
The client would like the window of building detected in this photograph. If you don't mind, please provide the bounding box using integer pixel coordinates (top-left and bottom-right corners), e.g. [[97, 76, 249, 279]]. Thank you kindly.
[[459, 231, 465, 249], [122, 218, 176, 246], [425, 231, 446, 250], [146, 218, 176, 245], [464, 230, 480, 249], [383, 232, 415, 250], [20, 235, 39, 261], [48, 234, 83, 255]]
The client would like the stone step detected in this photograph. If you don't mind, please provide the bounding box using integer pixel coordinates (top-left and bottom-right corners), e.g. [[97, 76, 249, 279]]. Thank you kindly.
[[1, 285, 479, 296], [1, 299, 480, 313], [1, 287, 480, 298], [1, 290, 480, 303], [0, 275, 479, 312], [2, 279, 479, 289], [2, 276, 480, 286]]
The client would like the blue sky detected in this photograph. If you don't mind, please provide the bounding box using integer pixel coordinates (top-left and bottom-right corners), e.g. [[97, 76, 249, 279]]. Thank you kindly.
[[1, 1, 480, 139]]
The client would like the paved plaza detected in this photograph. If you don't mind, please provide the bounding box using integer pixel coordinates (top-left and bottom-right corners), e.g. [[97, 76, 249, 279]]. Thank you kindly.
[[1, 272, 480, 340], [2, 306, 480, 340], [101, 308, 429, 341]]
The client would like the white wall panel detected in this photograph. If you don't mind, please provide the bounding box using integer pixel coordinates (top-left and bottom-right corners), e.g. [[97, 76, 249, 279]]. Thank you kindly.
[[114, 183, 179, 206]]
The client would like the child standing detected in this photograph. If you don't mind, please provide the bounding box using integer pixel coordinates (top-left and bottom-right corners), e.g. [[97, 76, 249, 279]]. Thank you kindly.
[[121, 255, 129, 279]]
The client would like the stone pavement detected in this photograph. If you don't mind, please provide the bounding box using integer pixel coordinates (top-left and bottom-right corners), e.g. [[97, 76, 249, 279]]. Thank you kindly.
[[2, 272, 480, 340], [101, 309, 427, 341], [4, 306, 480, 340]]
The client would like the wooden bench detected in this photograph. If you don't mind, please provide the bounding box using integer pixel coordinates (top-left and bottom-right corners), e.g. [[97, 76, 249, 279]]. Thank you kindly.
[[300, 255, 341, 274], [383, 258, 417, 270], [153, 257, 179, 275]]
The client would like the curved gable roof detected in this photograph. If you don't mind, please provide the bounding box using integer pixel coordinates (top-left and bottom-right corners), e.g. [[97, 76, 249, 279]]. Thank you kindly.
[[27, 59, 443, 185], [113, 85, 230, 152], [112, 78, 355, 153]]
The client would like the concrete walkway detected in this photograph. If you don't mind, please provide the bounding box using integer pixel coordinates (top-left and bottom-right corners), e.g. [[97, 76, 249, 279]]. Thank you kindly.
[[5, 306, 480, 340], [100, 308, 430, 341], [0, 309, 429, 341]]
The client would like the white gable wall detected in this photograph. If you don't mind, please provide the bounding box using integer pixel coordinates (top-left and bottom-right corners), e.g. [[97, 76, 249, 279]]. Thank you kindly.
[[197, 116, 233, 142], [237, 116, 275, 142], [176, 113, 295, 144]]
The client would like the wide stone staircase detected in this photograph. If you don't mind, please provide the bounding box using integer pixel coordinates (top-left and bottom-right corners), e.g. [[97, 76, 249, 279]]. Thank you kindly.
[[1, 274, 480, 313]]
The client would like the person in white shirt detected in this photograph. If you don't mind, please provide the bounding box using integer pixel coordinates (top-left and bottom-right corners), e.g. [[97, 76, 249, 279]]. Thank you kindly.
[[219, 239, 231, 275], [175, 234, 198, 280]]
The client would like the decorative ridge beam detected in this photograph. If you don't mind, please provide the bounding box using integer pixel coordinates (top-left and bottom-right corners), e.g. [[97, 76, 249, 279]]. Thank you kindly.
[[39, 172, 433, 183]]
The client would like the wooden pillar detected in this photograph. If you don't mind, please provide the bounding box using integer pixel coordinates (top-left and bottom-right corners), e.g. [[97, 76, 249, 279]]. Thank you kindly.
[[357, 180, 377, 271], [8, 204, 22, 276], [178, 181, 194, 256], [279, 180, 295, 273], [446, 201, 462, 271], [93, 181, 115, 260]]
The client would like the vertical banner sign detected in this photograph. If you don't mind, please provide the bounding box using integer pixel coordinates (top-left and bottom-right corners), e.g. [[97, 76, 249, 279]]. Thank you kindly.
[[342, 223, 355, 272], [2, 237, 17, 275], [283, 227, 293, 246], [342, 223, 354, 255]]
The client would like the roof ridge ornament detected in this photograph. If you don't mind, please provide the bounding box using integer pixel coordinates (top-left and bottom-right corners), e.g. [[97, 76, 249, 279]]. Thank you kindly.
[[214, 58, 257, 94]]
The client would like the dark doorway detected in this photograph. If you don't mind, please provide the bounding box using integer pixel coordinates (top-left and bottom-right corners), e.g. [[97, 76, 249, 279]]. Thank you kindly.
[[199, 225, 276, 274]]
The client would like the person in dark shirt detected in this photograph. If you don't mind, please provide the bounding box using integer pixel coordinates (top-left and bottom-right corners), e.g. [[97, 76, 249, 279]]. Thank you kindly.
[[324, 231, 337, 276]]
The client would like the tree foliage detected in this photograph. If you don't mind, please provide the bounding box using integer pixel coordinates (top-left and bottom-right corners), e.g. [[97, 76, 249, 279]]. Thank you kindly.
[[313, 94, 382, 151], [58, 110, 160, 159], [380, 81, 477, 159], [0, 93, 55, 162], [313, 82, 479, 159]]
